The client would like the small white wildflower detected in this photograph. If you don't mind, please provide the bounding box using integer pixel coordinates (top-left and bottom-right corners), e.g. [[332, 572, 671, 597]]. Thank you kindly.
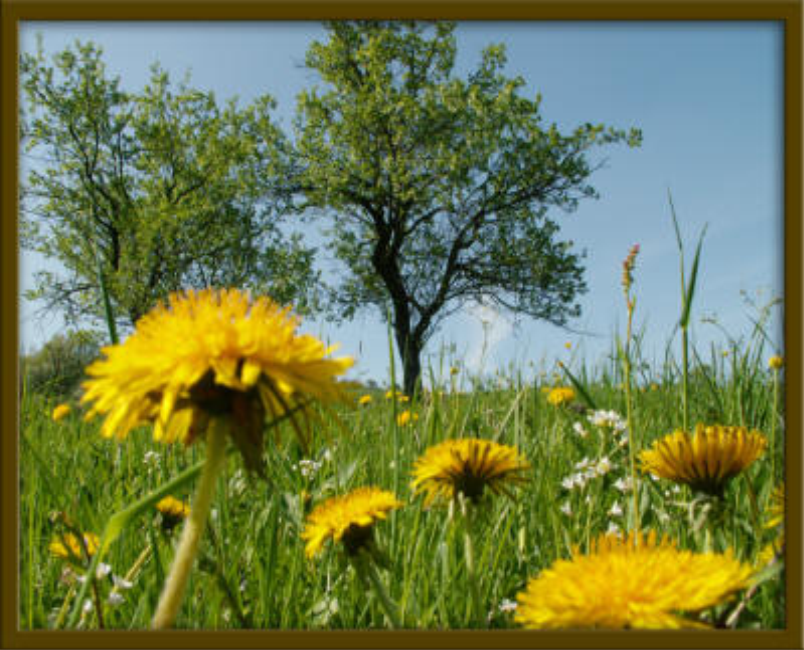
[[143, 450, 160, 466], [82, 599, 93, 614], [589, 410, 626, 432], [671, 485, 681, 494], [107, 592, 125, 607], [298, 459, 322, 479], [608, 502, 623, 517], [112, 575, 133, 590], [613, 477, 632, 493], [321, 449, 333, 462], [572, 422, 589, 438], [606, 521, 621, 535], [560, 501, 573, 516], [95, 563, 112, 579], [574, 457, 592, 471], [498, 599, 518, 614], [574, 473, 590, 489], [595, 457, 612, 477], [561, 476, 576, 491]]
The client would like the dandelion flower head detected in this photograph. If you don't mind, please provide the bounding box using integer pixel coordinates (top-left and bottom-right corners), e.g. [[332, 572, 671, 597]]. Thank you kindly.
[[358, 394, 373, 406], [547, 387, 575, 407], [397, 410, 418, 427], [768, 355, 784, 370], [301, 487, 402, 558], [765, 483, 784, 530], [640, 424, 766, 495], [52, 404, 71, 422], [81, 289, 353, 471], [411, 438, 530, 506], [156, 496, 190, 530], [515, 531, 754, 629], [50, 532, 100, 562]]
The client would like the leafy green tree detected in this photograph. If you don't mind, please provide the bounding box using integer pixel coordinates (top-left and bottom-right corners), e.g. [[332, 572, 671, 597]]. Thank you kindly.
[[293, 21, 642, 395], [21, 39, 317, 332]]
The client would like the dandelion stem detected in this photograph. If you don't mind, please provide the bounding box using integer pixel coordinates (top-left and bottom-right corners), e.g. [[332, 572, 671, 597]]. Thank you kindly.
[[460, 497, 485, 628], [152, 418, 228, 629], [771, 368, 779, 482], [681, 326, 690, 433], [352, 552, 402, 629]]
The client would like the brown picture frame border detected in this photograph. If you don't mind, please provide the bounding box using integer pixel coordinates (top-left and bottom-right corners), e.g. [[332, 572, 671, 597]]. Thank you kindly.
[[1, 1, 801, 648]]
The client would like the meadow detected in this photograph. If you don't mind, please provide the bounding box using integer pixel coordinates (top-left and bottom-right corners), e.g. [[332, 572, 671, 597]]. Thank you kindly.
[[19, 292, 785, 630]]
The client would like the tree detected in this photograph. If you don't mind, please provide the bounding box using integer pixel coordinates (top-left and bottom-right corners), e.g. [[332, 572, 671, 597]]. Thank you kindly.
[[20, 39, 317, 332], [293, 21, 642, 395]]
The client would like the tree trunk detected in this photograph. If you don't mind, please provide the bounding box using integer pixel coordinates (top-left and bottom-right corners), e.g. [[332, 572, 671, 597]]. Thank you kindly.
[[401, 343, 422, 398], [393, 316, 423, 398]]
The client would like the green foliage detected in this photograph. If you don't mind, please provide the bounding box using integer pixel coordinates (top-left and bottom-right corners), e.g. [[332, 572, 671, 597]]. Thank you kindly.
[[20, 330, 102, 400], [19, 342, 784, 630], [20, 39, 318, 328], [293, 21, 642, 393]]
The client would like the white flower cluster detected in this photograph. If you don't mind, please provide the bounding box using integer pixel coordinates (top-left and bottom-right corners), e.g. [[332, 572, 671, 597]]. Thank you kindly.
[[297, 459, 322, 479], [588, 409, 627, 431], [561, 456, 615, 492], [587, 409, 629, 447], [498, 598, 518, 613]]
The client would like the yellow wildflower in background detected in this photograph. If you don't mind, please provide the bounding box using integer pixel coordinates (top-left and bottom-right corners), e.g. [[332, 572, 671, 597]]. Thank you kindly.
[[564, 342, 572, 350], [450, 366, 460, 376], [547, 387, 575, 406], [81, 288, 353, 472], [358, 395, 373, 406], [411, 438, 530, 506], [301, 487, 402, 558], [50, 532, 100, 562], [515, 531, 753, 629], [640, 424, 766, 496], [156, 496, 191, 530], [51, 404, 71, 422], [764, 482, 784, 530], [769, 355, 783, 370], [397, 410, 418, 427]]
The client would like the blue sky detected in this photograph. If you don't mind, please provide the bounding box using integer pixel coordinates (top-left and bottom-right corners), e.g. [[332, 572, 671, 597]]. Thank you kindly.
[[18, 21, 784, 385]]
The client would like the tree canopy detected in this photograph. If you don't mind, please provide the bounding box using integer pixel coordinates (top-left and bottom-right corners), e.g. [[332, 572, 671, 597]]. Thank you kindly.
[[292, 21, 642, 394], [20, 40, 317, 332]]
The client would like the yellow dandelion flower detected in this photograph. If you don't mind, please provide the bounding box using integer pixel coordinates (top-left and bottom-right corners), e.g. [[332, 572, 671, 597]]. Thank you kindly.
[[450, 366, 460, 376], [640, 424, 766, 496], [397, 394, 410, 403], [301, 487, 402, 558], [51, 404, 71, 422], [756, 536, 784, 568], [358, 394, 373, 406], [650, 383, 659, 391], [769, 355, 783, 370], [564, 342, 572, 350], [411, 438, 530, 506], [156, 496, 191, 530], [397, 410, 418, 427], [515, 531, 754, 629], [764, 483, 784, 530], [81, 289, 353, 472], [547, 387, 575, 406], [50, 532, 100, 562]]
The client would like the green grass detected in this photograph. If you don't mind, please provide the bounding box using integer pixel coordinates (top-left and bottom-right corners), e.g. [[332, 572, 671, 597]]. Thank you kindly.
[[19, 330, 785, 630]]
